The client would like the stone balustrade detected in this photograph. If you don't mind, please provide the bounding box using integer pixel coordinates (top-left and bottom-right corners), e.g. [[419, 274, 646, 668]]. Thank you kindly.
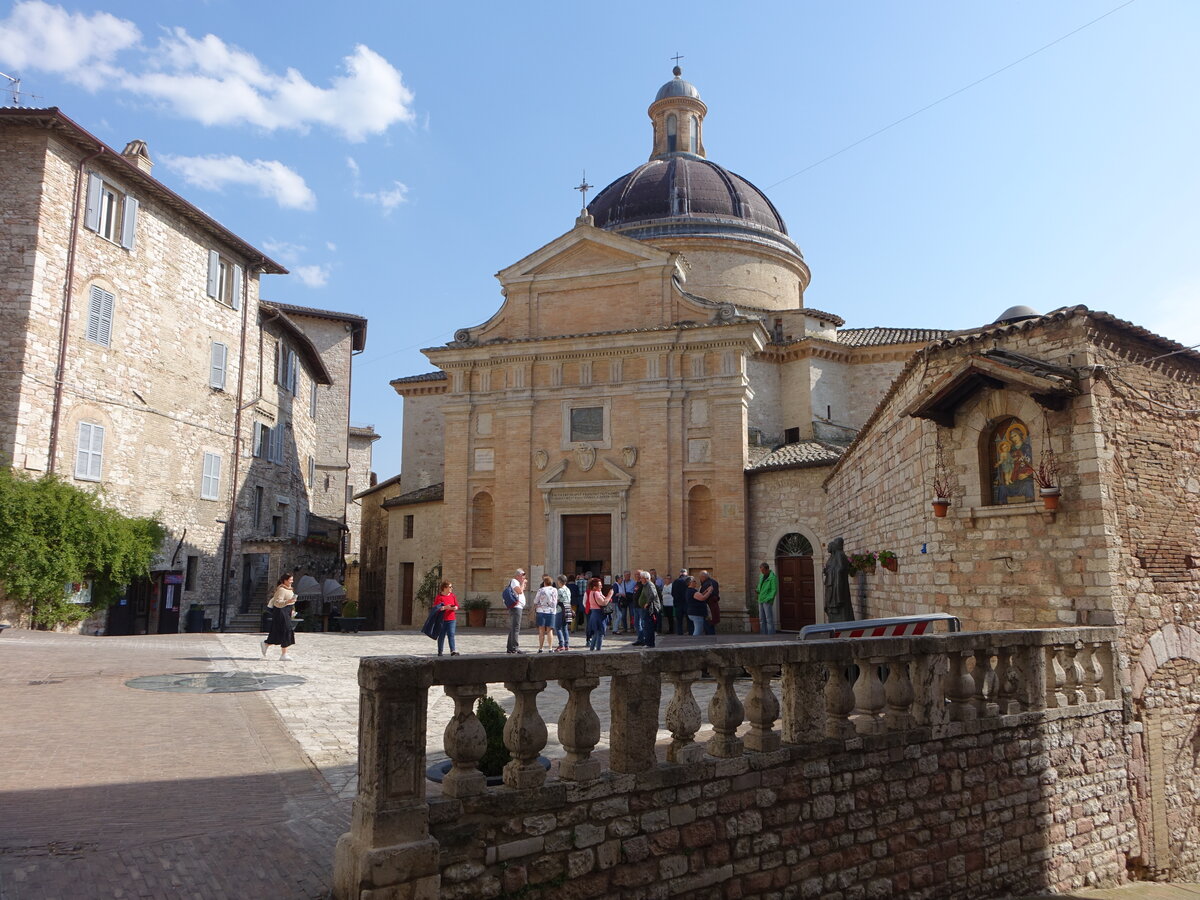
[[333, 628, 1120, 898]]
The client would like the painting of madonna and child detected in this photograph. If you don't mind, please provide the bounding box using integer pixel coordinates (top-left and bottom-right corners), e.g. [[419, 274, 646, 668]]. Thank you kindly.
[[990, 417, 1037, 505]]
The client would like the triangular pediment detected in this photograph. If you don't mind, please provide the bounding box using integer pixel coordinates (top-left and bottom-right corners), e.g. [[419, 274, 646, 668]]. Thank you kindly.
[[499, 223, 673, 283]]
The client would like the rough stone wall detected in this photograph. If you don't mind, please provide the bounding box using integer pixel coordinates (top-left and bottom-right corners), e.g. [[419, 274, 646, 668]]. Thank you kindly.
[[345, 431, 377, 558], [810, 353, 909, 435], [824, 316, 1115, 631], [658, 242, 805, 311], [747, 465, 828, 596], [351, 476, 400, 621], [400, 392, 448, 492], [429, 708, 1136, 900], [745, 358, 781, 444], [385, 499, 443, 628]]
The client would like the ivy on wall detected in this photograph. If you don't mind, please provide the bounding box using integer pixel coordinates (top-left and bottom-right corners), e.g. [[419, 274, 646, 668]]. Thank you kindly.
[[0, 468, 165, 628]]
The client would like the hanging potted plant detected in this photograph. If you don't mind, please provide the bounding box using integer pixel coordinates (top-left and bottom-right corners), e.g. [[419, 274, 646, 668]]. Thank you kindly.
[[931, 429, 952, 517], [464, 597, 490, 628], [878, 550, 898, 572], [1034, 446, 1062, 511], [849, 551, 877, 576]]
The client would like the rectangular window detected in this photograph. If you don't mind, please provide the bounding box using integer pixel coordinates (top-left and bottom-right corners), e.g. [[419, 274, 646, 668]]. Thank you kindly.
[[74, 421, 105, 481], [210, 341, 228, 390], [206, 250, 242, 309], [253, 422, 267, 458], [84, 173, 137, 249], [570, 406, 604, 442], [310, 383, 318, 418], [271, 515, 282, 537], [403, 515, 414, 539], [273, 424, 285, 464], [201, 452, 222, 500], [184, 555, 199, 591], [287, 350, 298, 396], [274, 342, 297, 394], [254, 485, 264, 527], [307, 455, 315, 488], [86, 285, 114, 346]]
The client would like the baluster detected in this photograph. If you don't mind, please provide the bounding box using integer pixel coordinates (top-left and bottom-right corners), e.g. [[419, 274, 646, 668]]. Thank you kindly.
[[707, 666, 745, 757], [502, 679, 548, 790], [557, 676, 601, 781], [745, 665, 781, 752], [1084, 642, 1108, 702], [441, 682, 488, 798], [1063, 644, 1084, 705], [993, 647, 1020, 714], [972, 649, 999, 718], [946, 650, 976, 722], [884, 658, 915, 731], [1047, 647, 1068, 708], [852, 659, 887, 734], [665, 670, 705, 764], [824, 661, 857, 739], [911, 651, 949, 728]]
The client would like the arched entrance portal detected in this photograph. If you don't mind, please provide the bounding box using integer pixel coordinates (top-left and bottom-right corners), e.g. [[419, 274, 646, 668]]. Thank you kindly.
[[775, 533, 816, 631]]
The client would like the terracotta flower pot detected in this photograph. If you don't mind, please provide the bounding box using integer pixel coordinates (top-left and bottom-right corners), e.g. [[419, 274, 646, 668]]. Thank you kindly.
[[467, 608, 487, 627], [1040, 488, 1061, 511], [748, 617, 761, 633], [932, 499, 950, 518], [882, 557, 898, 572]]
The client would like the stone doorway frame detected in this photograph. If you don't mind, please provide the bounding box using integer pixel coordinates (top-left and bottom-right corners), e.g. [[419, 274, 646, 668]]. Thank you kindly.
[[538, 458, 632, 578]]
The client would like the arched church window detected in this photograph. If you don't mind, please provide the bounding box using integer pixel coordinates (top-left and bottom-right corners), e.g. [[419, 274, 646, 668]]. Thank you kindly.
[[666, 114, 678, 153], [689, 115, 699, 154], [775, 533, 813, 557], [471, 491, 494, 548], [985, 416, 1035, 506], [687, 485, 714, 546]]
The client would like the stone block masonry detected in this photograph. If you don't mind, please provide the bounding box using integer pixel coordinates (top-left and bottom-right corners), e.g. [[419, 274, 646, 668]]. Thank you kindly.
[[333, 628, 1139, 899]]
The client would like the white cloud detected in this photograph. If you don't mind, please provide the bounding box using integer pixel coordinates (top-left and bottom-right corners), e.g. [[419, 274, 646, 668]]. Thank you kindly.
[[0, 1, 139, 90], [161, 154, 316, 210], [354, 181, 409, 213], [0, 2, 415, 141], [345, 156, 360, 177], [293, 265, 331, 288]]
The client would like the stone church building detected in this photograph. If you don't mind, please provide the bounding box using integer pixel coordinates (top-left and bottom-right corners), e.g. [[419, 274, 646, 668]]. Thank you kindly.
[[384, 68, 946, 628]]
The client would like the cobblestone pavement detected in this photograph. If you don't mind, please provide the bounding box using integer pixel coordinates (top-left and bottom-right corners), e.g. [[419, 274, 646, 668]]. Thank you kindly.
[[0, 631, 348, 900]]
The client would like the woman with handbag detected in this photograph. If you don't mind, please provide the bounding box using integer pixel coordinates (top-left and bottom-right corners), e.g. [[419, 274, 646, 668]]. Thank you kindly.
[[262, 572, 297, 660], [434, 580, 459, 656], [585, 577, 610, 651]]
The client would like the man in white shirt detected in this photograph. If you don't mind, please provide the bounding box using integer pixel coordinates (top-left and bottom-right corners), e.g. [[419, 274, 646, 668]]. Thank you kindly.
[[506, 568, 527, 654]]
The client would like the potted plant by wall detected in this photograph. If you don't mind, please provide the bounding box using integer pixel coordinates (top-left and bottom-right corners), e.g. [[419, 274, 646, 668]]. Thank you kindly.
[[931, 429, 953, 517], [464, 597, 490, 628], [849, 551, 877, 576], [745, 596, 760, 633], [878, 550, 898, 572], [335, 600, 366, 633], [1034, 446, 1062, 511]]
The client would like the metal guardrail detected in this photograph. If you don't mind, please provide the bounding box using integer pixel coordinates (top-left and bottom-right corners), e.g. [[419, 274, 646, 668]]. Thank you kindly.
[[799, 613, 961, 640]]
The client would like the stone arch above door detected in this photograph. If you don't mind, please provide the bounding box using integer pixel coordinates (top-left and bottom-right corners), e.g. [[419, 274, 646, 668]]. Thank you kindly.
[[1131, 623, 1200, 700]]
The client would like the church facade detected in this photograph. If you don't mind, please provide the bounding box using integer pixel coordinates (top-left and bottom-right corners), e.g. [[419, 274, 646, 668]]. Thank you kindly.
[[387, 68, 944, 628]]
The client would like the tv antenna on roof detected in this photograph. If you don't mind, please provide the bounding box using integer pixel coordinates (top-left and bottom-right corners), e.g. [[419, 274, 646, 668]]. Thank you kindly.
[[0, 72, 37, 106]]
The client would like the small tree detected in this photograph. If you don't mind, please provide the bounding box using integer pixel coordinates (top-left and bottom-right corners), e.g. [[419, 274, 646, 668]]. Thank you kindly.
[[0, 468, 165, 628], [416, 562, 443, 610]]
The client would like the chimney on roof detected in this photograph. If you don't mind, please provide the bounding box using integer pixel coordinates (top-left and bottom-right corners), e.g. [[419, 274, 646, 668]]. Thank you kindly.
[[121, 139, 153, 175]]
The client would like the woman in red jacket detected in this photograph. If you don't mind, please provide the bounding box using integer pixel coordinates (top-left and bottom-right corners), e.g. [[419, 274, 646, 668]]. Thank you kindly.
[[435, 580, 460, 656]]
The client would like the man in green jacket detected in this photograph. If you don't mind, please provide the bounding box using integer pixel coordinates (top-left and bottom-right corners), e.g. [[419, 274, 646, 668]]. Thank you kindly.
[[756, 562, 778, 635]]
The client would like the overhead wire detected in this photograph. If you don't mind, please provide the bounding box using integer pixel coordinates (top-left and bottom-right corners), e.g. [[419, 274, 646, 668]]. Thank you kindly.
[[766, 0, 1140, 190]]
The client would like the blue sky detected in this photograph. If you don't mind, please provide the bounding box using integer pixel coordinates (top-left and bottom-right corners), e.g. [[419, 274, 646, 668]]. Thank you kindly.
[[2, 0, 1196, 475]]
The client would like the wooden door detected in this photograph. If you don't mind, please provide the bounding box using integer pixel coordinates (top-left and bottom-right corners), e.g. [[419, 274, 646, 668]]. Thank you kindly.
[[777, 556, 816, 631], [562, 514, 611, 576], [400, 562, 414, 626], [156, 577, 182, 634]]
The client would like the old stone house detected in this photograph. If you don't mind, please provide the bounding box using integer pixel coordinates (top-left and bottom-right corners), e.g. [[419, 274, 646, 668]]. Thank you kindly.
[[0, 108, 367, 633]]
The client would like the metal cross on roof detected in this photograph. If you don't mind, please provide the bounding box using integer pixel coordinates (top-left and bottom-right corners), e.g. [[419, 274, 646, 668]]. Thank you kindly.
[[671, 53, 685, 67], [574, 171, 593, 210]]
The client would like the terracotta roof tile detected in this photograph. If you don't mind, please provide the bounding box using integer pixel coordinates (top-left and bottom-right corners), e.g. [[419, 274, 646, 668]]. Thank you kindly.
[[747, 440, 845, 472], [837, 327, 952, 347]]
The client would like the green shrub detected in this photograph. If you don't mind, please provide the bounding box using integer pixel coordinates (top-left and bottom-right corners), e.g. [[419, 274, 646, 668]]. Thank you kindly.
[[340, 600, 359, 618], [476, 695, 511, 777]]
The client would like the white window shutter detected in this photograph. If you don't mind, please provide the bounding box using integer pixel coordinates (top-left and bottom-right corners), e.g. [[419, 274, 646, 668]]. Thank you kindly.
[[230, 265, 242, 310], [75, 422, 91, 478], [87, 286, 114, 346], [210, 342, 228, 389], [207, 250, 220, 299], [84, 174, 103, 232], [276, 342, 286, 386], [253, 422, 265, 458], [120, 196, 138, 249], [288, 350, 298, 395], [202, 452, 222, 499]]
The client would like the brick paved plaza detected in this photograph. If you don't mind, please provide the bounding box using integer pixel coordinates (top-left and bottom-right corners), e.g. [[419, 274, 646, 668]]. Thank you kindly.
[[4, 627, 1200, 900]]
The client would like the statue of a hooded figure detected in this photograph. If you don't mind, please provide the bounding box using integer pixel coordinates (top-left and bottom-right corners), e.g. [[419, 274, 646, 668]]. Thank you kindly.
[[822, 537, 854, 623]]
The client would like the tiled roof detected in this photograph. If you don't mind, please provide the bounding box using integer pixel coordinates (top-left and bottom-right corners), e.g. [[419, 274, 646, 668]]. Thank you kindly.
[[389, 371, 447, 386], [800, 307, 845, 327], [837, 327, 951, 347], [436, 319, 745, 352], [264, 301, 367, 352], [746, 440, 845, 472], [348, 425, 380, 440], [354, 472, 401, 499], [382, 482, 445, 508]]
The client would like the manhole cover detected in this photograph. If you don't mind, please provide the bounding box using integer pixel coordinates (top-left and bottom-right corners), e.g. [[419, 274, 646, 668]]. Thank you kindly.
[[125, 671, 306, 693]]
